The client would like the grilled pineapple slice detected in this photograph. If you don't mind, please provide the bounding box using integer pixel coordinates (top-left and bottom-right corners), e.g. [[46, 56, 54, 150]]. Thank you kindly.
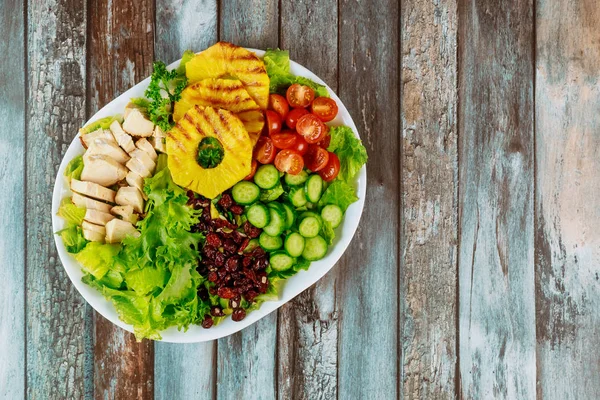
[[185, 42, 270, 110], [174, 78, 264, 145], [167, 106, 252, 199]]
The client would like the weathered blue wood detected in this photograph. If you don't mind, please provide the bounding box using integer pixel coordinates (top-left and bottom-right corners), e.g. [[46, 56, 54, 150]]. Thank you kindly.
[[216, 1, 279, 399], [458, 0, 536, 398], [153, 2, 218, 399], [0, 0, 25, 398], [535, 0, 600, 398], [26, 0, 90, 398], [337, 0, 399, 399]]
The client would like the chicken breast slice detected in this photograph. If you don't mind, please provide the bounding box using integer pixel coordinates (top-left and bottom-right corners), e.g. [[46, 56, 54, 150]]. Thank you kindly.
[[87, 137, 131, 164], [126, 171, 145, 195], [129, 149, 156, 173], [123, 108, 154, 137], [80, 129, 116, 149], [115, 186, 145, 214], [150, 125, 166, 153], [81, 154, 128, 187], [126, 157, 153, 178], [72, 192, 112, 213], [105, 219, 140, 243], [70, 178, 116, 203], [111, 205, 138, 224], [124, 102, 146, 120], [135, 138, 158, 162], [83, 228, 105, 243], [109, 120, 136, 153], [82, 221, 106, 236], [84, 209, 115, 226]]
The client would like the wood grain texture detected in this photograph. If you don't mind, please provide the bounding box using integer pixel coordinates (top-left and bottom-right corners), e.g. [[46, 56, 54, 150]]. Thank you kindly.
[[401, 0, 458, 398], [216, 2, 278, 399], [87, 0, 155, 398], [337, 1, 399, 399], [458, 0, 536, 398], [535, 0, 600, 398], [26, 0, 89, 398], [153, 2, 218, 399], [277, 1, 339, 399], [0, 0, 25, 398]]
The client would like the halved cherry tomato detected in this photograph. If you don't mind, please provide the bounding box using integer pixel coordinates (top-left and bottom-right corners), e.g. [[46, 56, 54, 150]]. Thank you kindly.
[[271, 131, 298, 149], [304, 145, 330, 172], [274, 149, 304, 175], [254, 137, 277, 164], [286, 84, 315, 108], [265, 110, 282, 135], [285, 108, 309, 129], [268, 94, 289, 120], [244, 159, 258, 181], [318, 152, 340, 182], [296, 114, 327, 144], [311, 97, 338, 122], [317, 133, 331, 149], [292, 135, 309, 156]]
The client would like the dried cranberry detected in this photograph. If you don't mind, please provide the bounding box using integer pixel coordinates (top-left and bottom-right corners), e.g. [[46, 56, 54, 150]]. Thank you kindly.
[[232, 232, 244, 244], [229, 298, 240, 309], [214, 252, 226, 267], [223, 239, 237, 254], [232, 308, 246, 322], [206, 233, 222, 247], [209, 287, 217, 295], [230, 205, 244, 215], [243, 268, 256, 282], [217, 286, 236, 299], [197, 287, 209, 302], [250, 247, 266, 258], [203, 245, 217, 259], [210, 306, 225, 317], [245, 290, 259, 302], [218, 193, 233, 209], [225, 257, 239, 273], [202, 316, 214, 329], [242, 256, 252, 268], [243, 221, 262, 238], [208, 271, 218, 282], [233, 278, 249, 287], [202, 207, 212, 221], [218, 269, 229, 279]]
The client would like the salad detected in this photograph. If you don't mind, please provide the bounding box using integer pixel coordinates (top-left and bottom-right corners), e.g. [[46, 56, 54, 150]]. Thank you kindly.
[[56, 42, 367, 340]]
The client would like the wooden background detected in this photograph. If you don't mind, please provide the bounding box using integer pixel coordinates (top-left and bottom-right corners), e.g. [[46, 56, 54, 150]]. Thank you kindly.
[[1, 0, 599, 398]]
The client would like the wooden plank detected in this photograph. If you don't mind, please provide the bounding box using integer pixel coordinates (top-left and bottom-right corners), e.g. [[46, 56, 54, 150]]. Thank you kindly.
[[277, 1, 339, 399], [216, 2, 278, 399], [87, 0, 154, 398], [153, 2, 218, 399], [0, 0, 25, 398], [535, 1, 600, 398], [457, 0, 536, 398], [401, 0, 458, 398], [26, 0, 89, 398], [336, 1, 399, 399]]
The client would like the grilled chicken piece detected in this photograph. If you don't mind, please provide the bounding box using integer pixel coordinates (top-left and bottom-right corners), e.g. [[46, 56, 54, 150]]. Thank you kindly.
[[82, 221, 106, 235], [129, 149, 156, 173], [123, 108, 154, 137], [135, 138, 158, 162], [125, 171, 145, 196], [72, 192, 112, 213], [109, 120, 136, 153], [124, 102, 146, 120], [70, 178, 116, 203], [87, 137, 131, 164], [150, 125, 166, 153], [115, 186, 144, 214], [126, 157, 153, 178], [81, 154, 128, 186], [111, 205, 138, 224], [80, 129, 116, 149], [82, 228, 105, 243], [105, 219, 140, 243], [84, 209, 115, 226]]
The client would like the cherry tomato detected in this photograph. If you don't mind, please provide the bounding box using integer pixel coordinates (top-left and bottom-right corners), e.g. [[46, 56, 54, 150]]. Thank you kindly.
[[268, 94, 289, 120], [317, 133, 331, 149], [265, 110, 282, 135], [296, 113, 327, 144], [286, 84, 315, 108], [254, 137, 277, 164], [244, 159, 258, 181], [274, 149, 304, 175], [318, 152, 340, 182], [285, 108, 309, 130], [292, 135, 309, 156], [271, 131, 298, 149], [311, 97, 339, 122], [304, 145, 330, 172]]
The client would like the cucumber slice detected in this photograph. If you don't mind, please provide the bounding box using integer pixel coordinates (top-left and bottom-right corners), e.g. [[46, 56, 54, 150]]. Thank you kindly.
[[281, 203, 296, 230], [246, 202, 270, 228], [259, 232, 283, 251], [231, 181, 260, 205], [284, 232, 305, 257], [302, 235, 328, 261], [243, 238, 260, 253], [284, 170, 309, 186], [321, 204, 343, 229], [289, 186, 308, 208], [263, 206, 286, 236], [254, 164, 280, 189], [305, 174, 323, 203], [269, 251, 295, 272], [299, 216, 321, 238]]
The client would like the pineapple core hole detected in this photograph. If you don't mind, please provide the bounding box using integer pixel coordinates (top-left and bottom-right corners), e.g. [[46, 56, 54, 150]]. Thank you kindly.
[[197, 137, 225, 169]]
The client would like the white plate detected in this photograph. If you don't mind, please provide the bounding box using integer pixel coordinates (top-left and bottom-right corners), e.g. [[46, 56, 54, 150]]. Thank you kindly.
[[52, 49, 366, 343]]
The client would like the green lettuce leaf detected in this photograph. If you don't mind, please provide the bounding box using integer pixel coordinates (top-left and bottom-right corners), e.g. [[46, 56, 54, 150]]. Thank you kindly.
[[328, 126, 368, 183], [177, 49, 195, 75], [79, 115, 123, 135], [129, 97, 151, 110], [64, 156, 84, 182], [320, 221, 336, 245], [318, 179, 359, 212], [263, 49, 329, 97], [75, 242, 121, 279], [57, 197, 86, 225], [56, 225, 88, 254], [260, 183, 284, 202]]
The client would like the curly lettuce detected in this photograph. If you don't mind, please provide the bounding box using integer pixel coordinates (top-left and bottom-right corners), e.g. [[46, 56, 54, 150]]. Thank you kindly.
[[263, 49, 329, 97]]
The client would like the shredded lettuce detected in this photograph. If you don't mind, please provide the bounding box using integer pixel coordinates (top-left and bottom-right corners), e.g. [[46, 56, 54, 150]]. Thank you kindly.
[[263, 49, 329, 97], [56, 225, 88, 254], [328, 126, 368, 183], [318, 180, 359, 212], [64, 156, 84, 182], [57, 197, 86, 225], [79, 115, 123, 135], [75, 242, 121, 280]]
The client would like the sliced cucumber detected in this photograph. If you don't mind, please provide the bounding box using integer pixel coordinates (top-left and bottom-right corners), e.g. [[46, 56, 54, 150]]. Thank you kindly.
[[289, 186, 308, 208], [302, 235, 328, 261], [305, 174, 323, 203], [243, 238, 260, 253], [299, 216, 322, 238], [281, 203, 296, 230], [254, 164, 280, 189], [284, 232, 305, 257], [284, 170, 309, 186], [231, 181, 260, 205], [321, 204, 343, 229], [269, 251, 295, 272], [259, 232, 283, 251], [263, 205, 286, 236], [246, 202, 270, 228]]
